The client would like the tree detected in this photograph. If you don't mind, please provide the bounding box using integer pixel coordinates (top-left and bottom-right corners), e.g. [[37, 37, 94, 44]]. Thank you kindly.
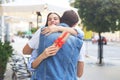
[[0, 41, 13, 79], [74, 0, 120, 64]]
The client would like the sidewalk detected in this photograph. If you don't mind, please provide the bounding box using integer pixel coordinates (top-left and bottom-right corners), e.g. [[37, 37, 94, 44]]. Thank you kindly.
[[4, 60, 12, 80], [4, 56, 30, 80]]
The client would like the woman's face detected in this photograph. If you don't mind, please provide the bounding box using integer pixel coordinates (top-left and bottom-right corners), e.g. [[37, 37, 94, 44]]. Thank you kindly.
[[47, 13, 60, 26]]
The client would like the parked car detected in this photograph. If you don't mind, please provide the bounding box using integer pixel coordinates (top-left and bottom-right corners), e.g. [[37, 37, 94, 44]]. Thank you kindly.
[[92, 36, 107, 45]]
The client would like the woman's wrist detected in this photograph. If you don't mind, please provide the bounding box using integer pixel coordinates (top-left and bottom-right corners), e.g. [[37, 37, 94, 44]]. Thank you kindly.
[[55, 26, 60, 32], [41, 52, 47, 60]]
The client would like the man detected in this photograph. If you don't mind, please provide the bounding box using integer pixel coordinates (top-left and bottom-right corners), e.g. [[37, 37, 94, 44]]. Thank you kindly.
[[30, 10, 83, 80]]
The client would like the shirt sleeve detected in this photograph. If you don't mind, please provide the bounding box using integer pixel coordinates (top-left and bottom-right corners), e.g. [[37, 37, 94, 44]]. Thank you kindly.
[[73, 26, 84, 40], [78, 43, 85, 62], [73, 26, 85, 61], [28, 28, 41, 49], [27, 50, 38, 72]]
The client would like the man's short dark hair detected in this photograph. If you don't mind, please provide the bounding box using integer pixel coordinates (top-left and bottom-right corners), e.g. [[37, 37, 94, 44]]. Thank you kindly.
[[60, 10, 79, 27]]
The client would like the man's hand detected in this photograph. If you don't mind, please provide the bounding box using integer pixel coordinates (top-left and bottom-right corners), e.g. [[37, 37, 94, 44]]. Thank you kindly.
[[23, 44, 33, 55]]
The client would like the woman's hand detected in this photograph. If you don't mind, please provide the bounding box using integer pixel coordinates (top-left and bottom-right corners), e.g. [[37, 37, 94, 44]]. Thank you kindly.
[[32, 45, 58, 69], [41, 45, 58, 59], [41, 25, 59, 35]]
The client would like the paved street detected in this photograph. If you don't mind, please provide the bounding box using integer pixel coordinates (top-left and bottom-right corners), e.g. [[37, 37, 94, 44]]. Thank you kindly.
[[4, 36, 120, 80]]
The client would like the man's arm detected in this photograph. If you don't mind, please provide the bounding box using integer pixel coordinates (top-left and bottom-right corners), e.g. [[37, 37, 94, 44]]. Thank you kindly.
[[23, 44, 33, 55], [77, 43, 85, 78], [77, 61, 84, 78], [22, 28, 41, 55]]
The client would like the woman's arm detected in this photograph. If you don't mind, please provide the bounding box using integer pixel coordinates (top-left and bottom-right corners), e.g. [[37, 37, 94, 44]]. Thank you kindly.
[[42, 25, 84, 40], [32, 31, 70, 69], [41, 25, 77, 36], [31, 45, 58, 69]]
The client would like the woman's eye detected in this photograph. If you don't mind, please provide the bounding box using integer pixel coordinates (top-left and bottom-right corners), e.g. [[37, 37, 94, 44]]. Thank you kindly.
[[54, 18, 58, 20]]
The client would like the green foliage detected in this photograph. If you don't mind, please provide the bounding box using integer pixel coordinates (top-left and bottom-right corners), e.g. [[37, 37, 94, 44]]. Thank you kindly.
[[17, 31, 24, 36], [74, 0, 120, 33], [0, 41, 13, 79], [31, 27, 38, 34], [17, 27, 37, 37]]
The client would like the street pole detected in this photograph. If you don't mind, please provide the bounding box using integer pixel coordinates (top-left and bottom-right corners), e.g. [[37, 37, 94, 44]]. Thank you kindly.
[[5, 22, 10, 42], [0, 17, 2, 41], [119, 31, 120, 41], [98, 32, 103, 65], [0, 16, 5, 42], [36, 12, 42, 29]]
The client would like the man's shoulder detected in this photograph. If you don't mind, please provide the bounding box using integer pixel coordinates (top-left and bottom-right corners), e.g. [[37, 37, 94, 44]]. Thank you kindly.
[[59, 23, 69, 27]]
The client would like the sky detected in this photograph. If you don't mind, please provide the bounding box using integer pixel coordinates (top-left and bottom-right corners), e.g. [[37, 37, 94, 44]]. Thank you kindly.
[[12, 0, 70, 7], [14, 0, 70, 3], [2, 0, 76, 15]]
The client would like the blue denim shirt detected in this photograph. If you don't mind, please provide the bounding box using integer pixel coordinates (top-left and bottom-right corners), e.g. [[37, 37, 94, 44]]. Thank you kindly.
[[30, 23, 83, 80]]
